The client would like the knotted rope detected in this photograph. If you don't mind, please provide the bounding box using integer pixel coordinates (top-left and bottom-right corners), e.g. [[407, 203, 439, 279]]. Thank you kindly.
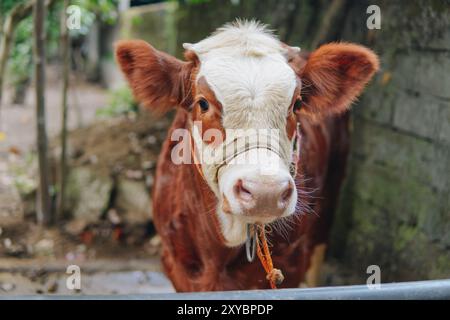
[[254, 224, 284, 289]]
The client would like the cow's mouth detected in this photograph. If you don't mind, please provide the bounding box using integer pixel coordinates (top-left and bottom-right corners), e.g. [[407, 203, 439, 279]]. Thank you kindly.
[[221, 187, 295, 221], [222, 195, 287, 222], [215, 158, 297, 246]]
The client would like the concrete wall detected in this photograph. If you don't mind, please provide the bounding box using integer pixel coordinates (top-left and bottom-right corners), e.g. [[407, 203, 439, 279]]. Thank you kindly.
[[120, 1, 178, 55], [102, 1, 178, 89], [330, 0, 450, 282]]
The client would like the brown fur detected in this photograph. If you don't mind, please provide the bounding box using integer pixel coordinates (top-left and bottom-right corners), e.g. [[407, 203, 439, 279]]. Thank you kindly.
[[115, 40, 197, 112], [298, 43, 379, 118], [192, 76, 225, 143], [115, 40, 378, 291]]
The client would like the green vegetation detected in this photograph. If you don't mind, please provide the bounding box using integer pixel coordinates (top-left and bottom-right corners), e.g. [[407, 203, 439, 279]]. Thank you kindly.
[[96, 86, 138, 117], [70, 0, 119, 37], [1, 0, 119, 95], [10, 152, 37, 197], [7, 17, 33, 89]]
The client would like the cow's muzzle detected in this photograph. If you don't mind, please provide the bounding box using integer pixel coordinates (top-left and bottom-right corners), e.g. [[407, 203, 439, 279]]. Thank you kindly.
[[233, 177, 294, 217]]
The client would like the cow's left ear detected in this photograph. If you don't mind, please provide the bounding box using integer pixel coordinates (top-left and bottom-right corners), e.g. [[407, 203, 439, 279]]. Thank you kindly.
[[297, 43, 379, 118], [115, 40, 196, 113]]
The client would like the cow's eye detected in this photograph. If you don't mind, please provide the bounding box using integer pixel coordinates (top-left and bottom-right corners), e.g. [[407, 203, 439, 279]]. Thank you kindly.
[[293, 98, 302, 113], [198, 98, 209, 113]]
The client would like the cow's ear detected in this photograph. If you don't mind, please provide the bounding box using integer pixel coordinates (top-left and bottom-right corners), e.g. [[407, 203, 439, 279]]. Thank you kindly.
[[297, 43, 379, 118], [115, 40, 195, 113]]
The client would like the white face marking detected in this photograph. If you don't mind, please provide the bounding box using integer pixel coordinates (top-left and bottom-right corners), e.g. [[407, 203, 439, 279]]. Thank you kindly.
[[200, 56, 296, 130], [189, 21, 299, 246]]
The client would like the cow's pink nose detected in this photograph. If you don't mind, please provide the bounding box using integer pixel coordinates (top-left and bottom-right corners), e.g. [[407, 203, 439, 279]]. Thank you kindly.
[[233, 178, 294, 216]]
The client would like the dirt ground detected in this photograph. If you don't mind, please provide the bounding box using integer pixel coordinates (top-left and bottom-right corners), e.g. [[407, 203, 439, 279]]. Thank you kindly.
[[0, 66, 174, 295]]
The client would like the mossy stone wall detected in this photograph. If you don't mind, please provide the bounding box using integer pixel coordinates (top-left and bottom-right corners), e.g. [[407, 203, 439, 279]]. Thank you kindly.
[[330, 0, 450, 281]]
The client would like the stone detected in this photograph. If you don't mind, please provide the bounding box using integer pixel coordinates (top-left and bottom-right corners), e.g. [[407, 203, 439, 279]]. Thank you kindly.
[[438, 105, 450, 145], [64, 219, 89, 236], [65, 167, 113, 223], [34, 239, 55, 257], [3, 238, 26, 257], [107, 208, 121, 225], [392, 90, 444, 141], [146, 234, 162, 256], [115, 177, 152, 224], [0, 282, 15, 292], [393, 51, 450, 100], [353, 77, 394, 125], [351, 119, 449, 192], [125, 169, 144, 180]]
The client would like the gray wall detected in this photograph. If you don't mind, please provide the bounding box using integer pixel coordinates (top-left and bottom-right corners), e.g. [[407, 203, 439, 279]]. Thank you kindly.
[[330, 0, 450, 282]]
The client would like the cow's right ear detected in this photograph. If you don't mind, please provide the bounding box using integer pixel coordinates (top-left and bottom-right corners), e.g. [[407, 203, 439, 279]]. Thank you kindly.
[[288, 43, 379, 121], [115, 40, 195, 113]]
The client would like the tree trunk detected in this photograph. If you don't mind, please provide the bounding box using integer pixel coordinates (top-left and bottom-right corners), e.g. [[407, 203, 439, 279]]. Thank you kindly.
[[57, 0, 70, 219], [33, 0, 51, 225]]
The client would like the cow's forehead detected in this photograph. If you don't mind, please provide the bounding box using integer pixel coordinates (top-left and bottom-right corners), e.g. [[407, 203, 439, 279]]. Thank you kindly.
[[188, 21, 298, 129], [197, 56, 297, 128]]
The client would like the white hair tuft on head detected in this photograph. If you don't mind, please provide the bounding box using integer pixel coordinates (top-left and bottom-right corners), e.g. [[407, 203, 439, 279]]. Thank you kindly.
[[182, 43, 193, 50]]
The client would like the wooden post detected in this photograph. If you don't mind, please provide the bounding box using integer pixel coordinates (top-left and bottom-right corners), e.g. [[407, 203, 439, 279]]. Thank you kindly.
[[57, 0, 70, 219], [33, 0, 51, 225]]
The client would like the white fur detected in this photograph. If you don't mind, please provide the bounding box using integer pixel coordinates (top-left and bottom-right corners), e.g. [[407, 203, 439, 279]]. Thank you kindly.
[[189, 20, 298, 246]]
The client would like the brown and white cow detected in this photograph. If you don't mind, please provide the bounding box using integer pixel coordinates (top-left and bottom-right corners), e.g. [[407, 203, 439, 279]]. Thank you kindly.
[[116, 21, 379, 292]]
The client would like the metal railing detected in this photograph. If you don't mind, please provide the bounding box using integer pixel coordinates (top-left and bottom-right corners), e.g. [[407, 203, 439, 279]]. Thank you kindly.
[[2, 279, 450, 300]]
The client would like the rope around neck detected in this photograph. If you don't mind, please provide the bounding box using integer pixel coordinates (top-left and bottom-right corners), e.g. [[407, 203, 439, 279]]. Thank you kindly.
[[254, 224, 284, 289]]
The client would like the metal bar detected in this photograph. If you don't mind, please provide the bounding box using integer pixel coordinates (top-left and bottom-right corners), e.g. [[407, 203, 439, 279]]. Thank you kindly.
[[1, 279, 450, 300]]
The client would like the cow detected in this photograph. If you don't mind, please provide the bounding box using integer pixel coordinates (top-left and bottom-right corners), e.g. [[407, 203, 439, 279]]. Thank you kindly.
[[115, 20, 379, 292]]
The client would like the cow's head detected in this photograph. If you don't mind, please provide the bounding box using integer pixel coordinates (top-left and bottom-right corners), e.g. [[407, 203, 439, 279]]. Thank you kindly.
[[116, 21, 379, 246]]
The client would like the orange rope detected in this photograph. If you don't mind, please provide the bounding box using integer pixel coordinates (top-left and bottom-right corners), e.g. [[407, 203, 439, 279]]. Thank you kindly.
[[255, 224, 284, 289]]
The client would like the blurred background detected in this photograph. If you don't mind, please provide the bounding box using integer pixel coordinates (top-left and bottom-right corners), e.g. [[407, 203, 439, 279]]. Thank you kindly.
[[0, 0, 449, 295]]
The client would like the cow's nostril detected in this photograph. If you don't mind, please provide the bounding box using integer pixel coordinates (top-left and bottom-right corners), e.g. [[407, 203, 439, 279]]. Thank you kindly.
[[281, 183, 293, 203], [234, 179, 253, 201]]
